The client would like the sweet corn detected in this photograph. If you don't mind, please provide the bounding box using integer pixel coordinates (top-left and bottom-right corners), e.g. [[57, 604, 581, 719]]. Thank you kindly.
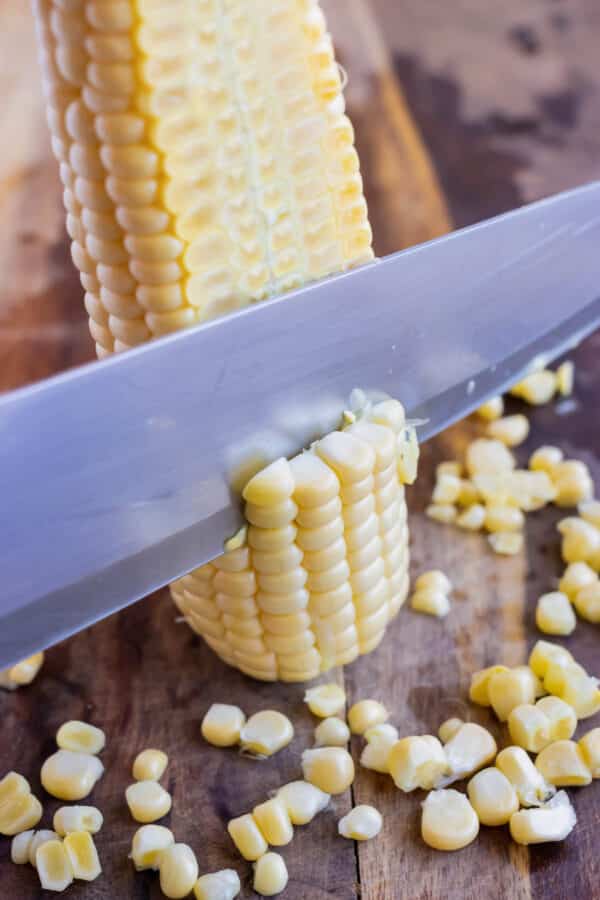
[[125, 780, 172, 823], [476, 396, 504, 421], [426, 504, 457, 524], [508, 704, 551, 752], [432, 474, 461, 504], [130, 824, 175, 871], [513, 664, 545, 697], [56, 720, 105, 755], [487, 667, 537, 721], [276, 781, 330, 825], [388, 736, 449, 792], [253, 852, 289, 897], [535, 696, 577, 741], [438, 718, 464, 744], [559, 561, 598, 599], [469, 665, 510, 706], [442, 723, 497, 783], [0, 652, 44, 691], [553, 460, 594, 507], [360, 723, 399, 774], [476, 469, 556, 511], [63, 831, 102, 881], [529, 640, 574, 679], [240, 710, 294, 757], [28, 830, 59, 868], [574, 582, 600, 623], [348, 699, 389, 735], [578, 727, 600, 777], [227, 814, 268, 861], [41, 750, 104, 801], [0, 772, 43, 836], [543, 660, 600, 719], [467, 767, 519, 827], [557, 517, 600, 564], [529, 445, 563, 476], [159, 844, 199, 900], [488, 532, 524, 555], [410, 588, 450, 618], [510, 370, 557, 405], [556, 360, 574, 396], [36, 840, 74, 892], [457, 479, 480, 507], [421, 789, 479, 851], [456, 504, 486, 531], [465, 439, 515, 476], [314, 717, 350, 747], [579, 499, 600, 528], [338, 804, 382, 840], [535, 740, 592, 786], [53, 805, 103, 836], [301, 747, 355, 794], [304, 684, 346, 718], [252, 798, 294, 846], [484, 505, 524, 533], [11, 829, 34, 865], [487, 414, 530, 447], [133, 749, 168, 782], [509, 791, 576, 844], [536, 591, 576, 636], [436, 461, 463, 478], [194, 870, 241, 900], [496, 746, 554, 807], [201, 704, 246, 748]]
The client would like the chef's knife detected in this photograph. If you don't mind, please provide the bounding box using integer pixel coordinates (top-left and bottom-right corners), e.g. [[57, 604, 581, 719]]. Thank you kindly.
[[2, 182, 600, 668]]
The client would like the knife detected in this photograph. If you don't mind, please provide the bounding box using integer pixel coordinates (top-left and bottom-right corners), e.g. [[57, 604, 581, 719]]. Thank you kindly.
[[2, 182, 600, 668]]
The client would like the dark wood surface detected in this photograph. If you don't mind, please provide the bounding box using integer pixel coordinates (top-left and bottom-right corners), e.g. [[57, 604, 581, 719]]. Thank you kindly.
[[1, 1, 599, 898]]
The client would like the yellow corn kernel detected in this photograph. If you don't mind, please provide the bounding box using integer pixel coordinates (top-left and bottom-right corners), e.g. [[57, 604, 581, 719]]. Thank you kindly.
[[487, 414, 530, 447], [348, 699, 389, 735], [194, 869, 241, 900], [0, 652, 44, 691], [239, 711, 294, 757], [36, 840, 74, 892], [456, 504, 486, 531], [338, 804, 382, 841], [476, 396, 504, 421], [508, 704, 551, 753], [410, 588, 450, 618], [63, 831, 102, 881], [421, 789, 479, 851], [425, 503, 457, 524], [535, 696, 577, 741], [574, 582, 600, 623], [555, 360, 574, 396], [467, 767, 519, 826], [465, 439, 515, 476], [432, 474, 461, 504], [438, 718, 464, 744], [276, 781, 330, 825], [56, 720, 106, 755], [543, 661, 600, 719], [510, 370, 557, 405], [253, 852, 288, 897], [469, 665, 510, 706], [488, 532, 524, 555], [227, 814, 268, 861], [0, 791, 42, 837], [529, 640, 574, 679], [535, 740, 592, 786], [496, 746, 554, 807], [415, 570, 452, 594], [28, 830, 59, 868], [579, 499, 600, 528], [559, 561, 598, 599], [529, 445, 564, 476], [304, 683, 346, 718], [553, 460, 594, 507], [252, 798, 293, 846], [457, 479, 480, 507], [159, 844, 199, 900], [125, 781, 172, 823], [130, 824, 174, 871], [510, 790, 576, 845], [442, 723, 497, 783], [488, 667, 537, 721], [536, 591, 576, 636], [0, 771, 30, 808], [201, 703, 246, 748], [314, 717, 350, 747], [53, 805, 103, 836], [578, 727, 600, 777], [436, 461, 462, 478], [41, 750, 104, 801], [132, 749, 168, 782], [301, 747, 355, 794], [388, 736, 449, 792], [11, 829, 34, 865], [558, 516, 600, 564], [484, 504, 524, 533]]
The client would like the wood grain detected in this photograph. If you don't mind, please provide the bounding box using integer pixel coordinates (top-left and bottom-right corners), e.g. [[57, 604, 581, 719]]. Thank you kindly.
[[1, 1, 599, 899]]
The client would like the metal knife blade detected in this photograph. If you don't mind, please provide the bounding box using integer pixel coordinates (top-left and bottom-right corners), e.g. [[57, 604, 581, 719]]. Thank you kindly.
[[2, 182, 600, 667]]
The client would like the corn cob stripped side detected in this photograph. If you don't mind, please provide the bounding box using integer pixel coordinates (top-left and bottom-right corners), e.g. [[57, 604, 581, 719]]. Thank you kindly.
[[173, 400, 417, 681]]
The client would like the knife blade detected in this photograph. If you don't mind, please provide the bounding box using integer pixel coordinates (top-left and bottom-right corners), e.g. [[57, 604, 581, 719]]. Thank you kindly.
[[2, 182, 600, 667]]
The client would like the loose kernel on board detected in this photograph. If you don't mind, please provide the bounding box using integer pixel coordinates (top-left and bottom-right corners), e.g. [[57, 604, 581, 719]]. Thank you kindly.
[[559, 561, 598, 599], [508, 704, 551, 753], [133, 749, 169, 782], [36, 840, 74, 892], [0, 773, 43, 836], [360, 724, 399, 774], [487, 414, 530, 447], [41, 750, 104, 801], [421, 789, 479, 851], [253, 852, 289, 897], [388, 736, 449, 792], [56, 721, 106, 755], [304, 684, 346, 718], [465, 439, 515, 476], [438, 718, 464, 744], [579, 499, 600, 528], [410, 588, 450, 618], [0, 652, 44, 691], [415, 570, 452, 594], [510, 370, 557, 405], [456, 504, 486, 531], [28, 830, 59, 868], [557, 517, 600, 565], [467, 767, 519, 826], [509, 791, 576, 845], [488, 532, 523, 556], [240, 711, 294, 757], [543, 661, 600, 719], [130, 824, 175, 871], [125, 781, 172, 823], [578, 727, 600, 777], [194, 869, 241, 900], [556, 360, 574, 396], [314, 717, 350, 747], [348, 700, 389, 735], [53, 806, 103, 836], [63, 831, 102, 881], [528, 640, 574, 679], [159, 843, 199, 899], [227, 814, 268, 861], [536, 592, 577, 636], [252, 798, 294, 846], [432, 474, 461, 504], [276, 781, 330, 825], [201, 704, 246, 748], [487, 668, 537, 721], [535, 696, 577, 742], [426, 503, 457, 524], [476, 396, 504, 421], [338, 804, 383, 841], [484, 505, 524, 533], [496, 746, 554, 807], [469, 665, 510, 706], [553, 460, 594, 507], [301, 747, 355, 794], [436, 461, 462, 478], [535, 740, 592, 787], [574, 582, 600, 623], [442, 723, 497, 783], [11, 829, 34, 865], [529, 445, 563, 476]]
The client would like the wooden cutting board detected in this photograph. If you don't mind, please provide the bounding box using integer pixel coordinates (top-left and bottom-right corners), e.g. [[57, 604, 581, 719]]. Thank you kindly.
[[1, 1, 598, 897]]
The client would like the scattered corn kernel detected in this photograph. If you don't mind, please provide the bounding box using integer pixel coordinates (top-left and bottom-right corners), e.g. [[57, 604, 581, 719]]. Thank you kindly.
[[487, 414, 530, 447], [535, 696, 577, 741], [301, 747, 355, 795], [0, 772, 43, 836], [36, 839, 74, 892], [227, 814, 268, 861], [543, 660, 600, 719], [510, 370, 557, 405], [476, 396, 504, 421], [559, 562, 598, 599], [388, 735, 449, 792], [159, 843, 199, 899], [487, 668, 536, 721], [426, 503, 458, 524], [360, 724, 399, 774], [579, 499, 600, 528], [438, 718, 464, 744], [457, 479, 480, 507], [194, 869, 241, 900], [469, 666, 510, 706], [485, 505, 524, 533], [314, 717, 350, 747], [553, 460, 594, 507], [535, 740, 592, 786], [304, 684, 346, 718], [0, 652, 44, 691], [467, 766, 519, 827], [338, 804, 382, 841], [253, 852, 288, 897], [488, 532, 523, 555], [126, 781, 172, 823], [529, 640, 574, 679], [442, 723, 497, 783], [496, 746, 554, 807], [240, 711, 294, 757], [63, 831, 102, 881], [130, 824, 175, 871], [508, 705, 550, 753], [536, 591, 576, 636], [26, 830, 58, 868], [456, 504, 486, 531], [509, 790, 576, 844], [513, 665, 545, 698], [348, 700, 389, 735], [578, 727, 600, 777], [276, 781, 330, 825], [466, 439, 515, 476], [252, 798, 294, 846], [41, 750, 104, 801], [421, 789, 479, 851], [574, 582, 600, 623], [410, 589, 450, 618], [558, 517, 600, 564], [436, 461, 463, 478], [11, 829, 34, 865], [433, 474, 461, 504], [555, 360, 574, 396], [53, 805, 103, 837], [529, 445, 564, 476], [201, 704, 246, 748], [56, 721, 105, 755], [415, 570, 452, 594], [133, 749, 168, 782]]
